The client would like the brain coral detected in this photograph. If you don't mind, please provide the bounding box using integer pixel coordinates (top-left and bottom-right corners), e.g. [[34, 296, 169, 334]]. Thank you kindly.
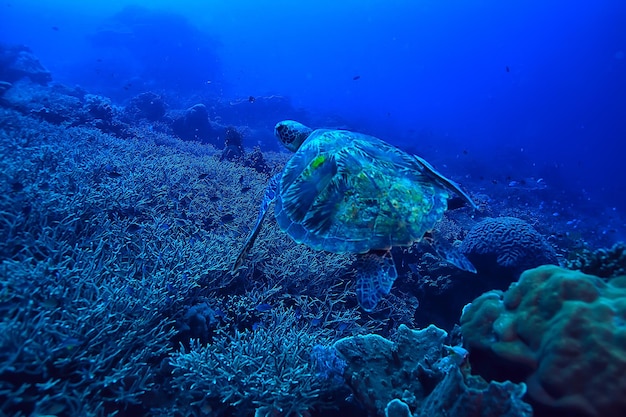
[[460, 217, 558, 281], [460, 265, 626, 417]]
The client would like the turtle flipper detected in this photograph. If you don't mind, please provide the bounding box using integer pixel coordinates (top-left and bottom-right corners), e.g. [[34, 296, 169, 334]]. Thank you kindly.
[[232, 173, 281, 272], [355, 250, 398, 312], [414, 155, 478, 210], [429, 237, 477, 273]]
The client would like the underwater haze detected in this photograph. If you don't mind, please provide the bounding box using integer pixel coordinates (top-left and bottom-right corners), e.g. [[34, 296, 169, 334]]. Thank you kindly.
[[2, 0, 626, 210], [2, 1, 626, 417]]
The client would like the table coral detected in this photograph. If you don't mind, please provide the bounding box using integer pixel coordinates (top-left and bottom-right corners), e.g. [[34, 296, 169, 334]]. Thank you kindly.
[[461, 265, 626, 417]]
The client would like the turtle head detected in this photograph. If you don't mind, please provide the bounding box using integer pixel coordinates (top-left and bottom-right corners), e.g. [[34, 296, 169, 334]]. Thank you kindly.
[[274, 120, 313, 152]]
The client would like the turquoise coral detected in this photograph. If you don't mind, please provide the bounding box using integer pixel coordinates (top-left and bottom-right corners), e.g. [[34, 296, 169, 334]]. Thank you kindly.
[[332, 324, 532, 417], [460, 216, 558, 281], [461, 265, 626, 417]]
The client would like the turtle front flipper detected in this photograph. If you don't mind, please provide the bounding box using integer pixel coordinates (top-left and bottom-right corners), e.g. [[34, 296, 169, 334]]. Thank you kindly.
[[232, 173, 281, 272], [414, 155, 478, 210], [355, 250, 398, 312]]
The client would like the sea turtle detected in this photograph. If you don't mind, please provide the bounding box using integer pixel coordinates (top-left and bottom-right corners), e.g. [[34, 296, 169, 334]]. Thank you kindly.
[[233, 120, 477, 311]]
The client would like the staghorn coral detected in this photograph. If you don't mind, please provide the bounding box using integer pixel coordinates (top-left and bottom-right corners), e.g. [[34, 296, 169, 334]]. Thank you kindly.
[[167, 299, 361, 417], [0, 107, 257, 415], [0, 108, 238, 415], [0, 106, 383, 416], [461, 265, 626, 417], [460, 216, 558, 283]]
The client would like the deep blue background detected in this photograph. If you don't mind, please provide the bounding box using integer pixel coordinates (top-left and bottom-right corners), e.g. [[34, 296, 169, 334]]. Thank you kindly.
[[1, 0, 625, 212]]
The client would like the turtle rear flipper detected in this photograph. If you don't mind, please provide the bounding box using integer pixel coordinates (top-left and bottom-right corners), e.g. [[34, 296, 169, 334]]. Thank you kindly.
[[429, 237, 477, 273], [355, 250, 398, 312], [232, 173, 281, 272], [414, 155, 478, 210]]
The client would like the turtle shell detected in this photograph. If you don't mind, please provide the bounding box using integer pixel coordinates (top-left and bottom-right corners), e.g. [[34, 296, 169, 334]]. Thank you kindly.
[[274, 129, 449, 254]]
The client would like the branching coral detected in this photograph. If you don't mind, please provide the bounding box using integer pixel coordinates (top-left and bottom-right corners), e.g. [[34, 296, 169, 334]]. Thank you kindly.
[[168, 304, 352, 417], [0, 108, 267, 415], [1, 104, 453, 417]]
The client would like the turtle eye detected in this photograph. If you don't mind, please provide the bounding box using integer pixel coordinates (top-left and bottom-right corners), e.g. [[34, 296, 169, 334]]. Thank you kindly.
[[275, 124, 291, 143]]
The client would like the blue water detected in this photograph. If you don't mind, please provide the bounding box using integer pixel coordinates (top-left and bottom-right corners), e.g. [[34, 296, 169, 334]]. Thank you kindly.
[[2, 0, 625, 212], [2, 2, 626, 416]]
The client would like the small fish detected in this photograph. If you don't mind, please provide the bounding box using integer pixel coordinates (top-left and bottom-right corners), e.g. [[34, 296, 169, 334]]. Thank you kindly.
[[241, 187, 251, 193], [352, 75, 361, 80], [60, 337, 82, 350], [52, 26, 59, 31], [198, 173, 209, 179], [248, 96, 256, 103], [506, 65, 510, 73], [209, 196, 220, 202], [444, 345, 469, 365], [255, 303, 272, 312]]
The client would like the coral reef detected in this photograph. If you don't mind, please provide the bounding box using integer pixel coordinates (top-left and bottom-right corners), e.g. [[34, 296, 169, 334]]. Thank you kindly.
[[244, 145, 272, 174], [124, 91, 167, 121], [0, 80, 133, 138], [168, 301, 356, 417], [0, 106, 370, 416], [460, 216, 558, 284], [221, 126, 245, 161], [566, 242, 626, 278], [2, 43, 625, 417], [333, 324, 532, 417], [0, 109, 208, 416], [0, 44, 52, 85], [461, 265, 626, 417], [171, 103, 214, 143]]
